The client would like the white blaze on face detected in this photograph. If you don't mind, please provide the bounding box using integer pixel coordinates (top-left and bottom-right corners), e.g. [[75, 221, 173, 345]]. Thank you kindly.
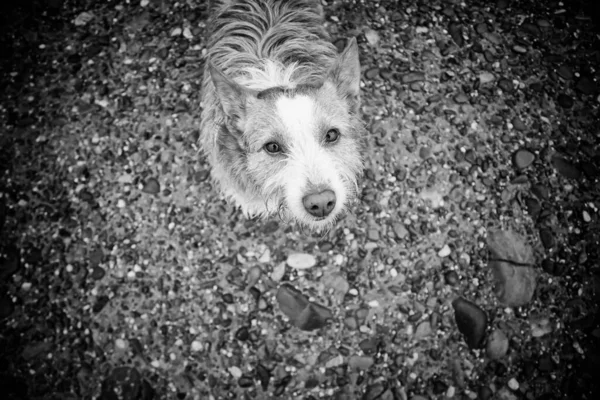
[[275, 95, 316, 136], [274, 94, 347, 225]]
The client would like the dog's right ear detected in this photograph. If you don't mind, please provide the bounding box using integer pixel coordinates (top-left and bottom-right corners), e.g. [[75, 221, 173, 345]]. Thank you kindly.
[[209, 64, 252, 132]]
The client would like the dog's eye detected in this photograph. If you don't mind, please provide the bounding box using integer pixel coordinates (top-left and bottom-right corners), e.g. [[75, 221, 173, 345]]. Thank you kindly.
[[325, 128, 340, 143], [264, 142, 282, 154]]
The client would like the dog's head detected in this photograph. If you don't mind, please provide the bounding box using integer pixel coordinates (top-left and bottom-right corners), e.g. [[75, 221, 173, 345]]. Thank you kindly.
[[210, 39, 364, 231]]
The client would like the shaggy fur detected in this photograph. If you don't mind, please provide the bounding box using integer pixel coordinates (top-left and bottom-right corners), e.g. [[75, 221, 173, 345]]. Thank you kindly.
[[200, 0, 366, 231]]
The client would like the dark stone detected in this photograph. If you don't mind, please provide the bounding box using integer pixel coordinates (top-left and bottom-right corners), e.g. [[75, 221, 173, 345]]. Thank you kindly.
[[238, 375, 254, 388], [557, 94, 574, 108], [93, 295, 110, 313], [235, 326, 250, 341], [539, 229, 555, 250], [551, 155, 581, 180], [449, 23, 464, 46], [142, 178, 160, 194], [524, 197, 541, 219], [513, 149, 535, 169], [531, 184, 550, 200], [91, 266, 106, 280], [452, 297, 487, 349], [498, 78, 514, 92], [575, 76, 597, 95], [255, 364, 271, 391], [358, 337, 380, 355], [444, 270, 459, 286], [362, 383, 386, 400]]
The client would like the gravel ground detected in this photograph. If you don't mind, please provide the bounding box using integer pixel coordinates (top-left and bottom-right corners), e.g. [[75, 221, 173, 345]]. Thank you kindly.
[[1, 0, 599, 399]]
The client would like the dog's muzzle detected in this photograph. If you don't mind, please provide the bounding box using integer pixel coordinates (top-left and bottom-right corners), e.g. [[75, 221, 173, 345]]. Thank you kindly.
[[302, 189, 336, 218]]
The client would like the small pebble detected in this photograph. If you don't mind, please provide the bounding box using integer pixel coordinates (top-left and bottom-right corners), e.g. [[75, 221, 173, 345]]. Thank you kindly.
[[191, 341, 203, 352], [438, 244, 451, 257], [286, 253, 316, 269], [512, 149, 535, 169], [229, 366, 243, 379], [507, 378, 519, 390], [479, 72, 495, 84], [512, 45, 527, 54]]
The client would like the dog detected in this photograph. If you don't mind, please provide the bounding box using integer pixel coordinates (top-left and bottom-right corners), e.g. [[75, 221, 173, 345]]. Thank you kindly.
[[200, 0, 365, 231]]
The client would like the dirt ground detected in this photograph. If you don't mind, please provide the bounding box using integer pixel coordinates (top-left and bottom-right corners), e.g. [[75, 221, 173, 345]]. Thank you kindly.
[[1, 0, 599, 399]]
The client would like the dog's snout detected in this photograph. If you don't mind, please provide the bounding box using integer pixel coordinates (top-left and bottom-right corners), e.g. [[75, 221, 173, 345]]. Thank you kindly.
[[303, 189, 336, 218]]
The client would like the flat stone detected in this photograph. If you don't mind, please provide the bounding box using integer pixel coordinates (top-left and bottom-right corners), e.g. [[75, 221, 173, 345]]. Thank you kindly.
[[537, 19, 551, 28], [348, 355, 374, 371], [511, 116, 527, 131], [486, 329, 509, 359], [276, 284, 310, 322], [454, 93, 469, 104], [512, 45, 527, 54], [452, 297, 487, 349], [415, 321, 432, 338], [449, 23, 464, 47], [142, 178, 160, 194], [392, 223, 408, 239], [479, 71, 495, 84], [365, 67, 380, 80], [512, 149, 535, 169], [556, 65, 574, 80], [276, 284, 332, 331], [482, 31, 502, 45], [531, 183, 550, 200], [401, 71, 425, 84], [359, 337, 380, 355], [539, 228, 555, 250], [286, 253, 316, 269], [256, 364, 271, 391], [367, 228, 380, 241], [419, 146, 432, 159], [89, 248, 104, 266], [487, 230, 537, 307], [557, 93, 574, 108]]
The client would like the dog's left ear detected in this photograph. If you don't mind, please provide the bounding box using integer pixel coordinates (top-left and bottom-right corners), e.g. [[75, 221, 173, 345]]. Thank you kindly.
[[326, 37, 361, 113], [209, 64, 254, 132]]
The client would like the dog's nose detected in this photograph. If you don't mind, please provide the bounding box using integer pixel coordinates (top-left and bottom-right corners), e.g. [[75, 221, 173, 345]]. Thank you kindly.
[[303, 190, 336, 218]]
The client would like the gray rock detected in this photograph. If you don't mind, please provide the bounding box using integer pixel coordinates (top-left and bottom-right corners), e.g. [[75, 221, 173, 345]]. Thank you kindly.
[[487, 230, 537, 307]]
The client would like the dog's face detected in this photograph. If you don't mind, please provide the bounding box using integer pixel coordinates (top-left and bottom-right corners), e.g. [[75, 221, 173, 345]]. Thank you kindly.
[[210, 39, 364, 231]]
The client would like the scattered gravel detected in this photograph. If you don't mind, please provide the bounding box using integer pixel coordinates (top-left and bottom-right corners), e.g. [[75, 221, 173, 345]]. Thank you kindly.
[[1, 0, 598, 398]]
